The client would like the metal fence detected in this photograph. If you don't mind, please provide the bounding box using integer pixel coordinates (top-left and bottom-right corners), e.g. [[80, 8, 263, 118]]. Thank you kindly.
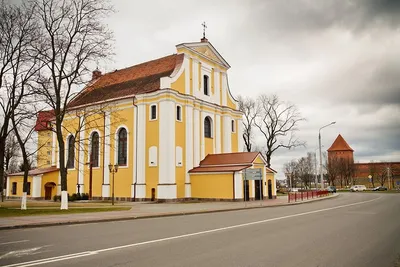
[[288, 190, 330, 203]]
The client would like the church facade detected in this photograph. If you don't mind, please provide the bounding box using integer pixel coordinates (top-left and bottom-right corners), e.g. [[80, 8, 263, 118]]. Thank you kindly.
[[7, 38, 276, 201]]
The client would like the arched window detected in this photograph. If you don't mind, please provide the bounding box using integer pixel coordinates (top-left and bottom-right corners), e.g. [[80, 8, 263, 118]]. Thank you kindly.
[[176, 105, 182, 121], [67, 135, 75, 169], [203, 75, 209, 95], [90, 132, 99, 167], [204, 116, 212, 138], [118, 128, 127, 166]]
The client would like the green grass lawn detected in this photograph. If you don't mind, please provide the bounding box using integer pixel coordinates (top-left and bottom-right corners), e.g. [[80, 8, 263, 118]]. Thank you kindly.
[[0, 207, 131, 217]]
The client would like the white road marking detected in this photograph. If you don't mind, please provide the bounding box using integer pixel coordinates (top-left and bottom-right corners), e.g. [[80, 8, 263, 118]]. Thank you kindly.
[[3, 197, 381, 267], [0, 247, 43, 260], [0, 240, 29, 246]]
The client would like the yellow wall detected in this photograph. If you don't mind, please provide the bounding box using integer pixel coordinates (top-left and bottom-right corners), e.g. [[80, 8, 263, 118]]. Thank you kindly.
[[205, 137, 213, 156], [8, 176, 33, 197], [41, 171, 59, 198], [191, 173, 233, 199], [37, 130, 52, 168], [227, 93, 237, 110], [109, 107, 134, 198], [171, 70, 186, 95], [146, 103, 159, 199], [266, 172, 276, 197]]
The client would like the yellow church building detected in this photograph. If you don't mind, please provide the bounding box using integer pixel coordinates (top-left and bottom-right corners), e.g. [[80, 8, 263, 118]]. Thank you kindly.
[[7, 37, 276, 201]]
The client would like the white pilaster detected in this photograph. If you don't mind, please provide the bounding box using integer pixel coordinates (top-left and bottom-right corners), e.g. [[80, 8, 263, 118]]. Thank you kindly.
[[32, 175, 42, 198], [214, 69, 220, 105], [223, 115, 232, 153], [77, 116, 85, 193], [158, 99, 176, 199], [234, 171, 243, 199], [193, 59, 199, 94], [184, 56, 190, 95], [221, 72, 227, 106], [238, 119, 244, 152], [263, 167, 267, 198], [135, 103, 146, 199], [200, 111, 205, 160], [51, 131, 56, 166], [102, 111, 111, 198], [185, 105, 194, 198], [272, 176, 277, 197], [193, 109, 200, 167], [215, 115, 221, 153]]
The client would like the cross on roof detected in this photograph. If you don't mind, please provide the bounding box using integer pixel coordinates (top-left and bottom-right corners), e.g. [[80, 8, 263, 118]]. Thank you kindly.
[[202, 21, 207, 38]]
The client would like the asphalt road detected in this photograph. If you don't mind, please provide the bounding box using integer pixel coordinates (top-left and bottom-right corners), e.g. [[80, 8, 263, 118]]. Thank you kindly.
[[1, 193, 399, 267]]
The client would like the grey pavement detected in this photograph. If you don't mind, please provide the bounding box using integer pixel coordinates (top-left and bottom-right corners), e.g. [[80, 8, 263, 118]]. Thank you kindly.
[[0, 193, 399, 267], [0, 195, 335, 229]]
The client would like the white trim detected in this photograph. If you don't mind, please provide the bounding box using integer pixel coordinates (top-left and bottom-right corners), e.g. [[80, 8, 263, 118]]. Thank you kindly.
[[149, 146, 158, 166], [176, 42, 231, 69], [193, 109, 200, 167], [136, 104, 146, 189], [234, 171, 243, 199], [149, 104, 158, 121], [114, 125, 129, 168], [51, 131, 56, 166], [222, 115, 232, 153], [102, 112, 111, 197], [215, 115, 221, 153], [160, 55, 186, 89], [176, 146, 183, 167], [132, 104, 137, 197], [185, 105, 193, 197], [221, 73, 227, 106], [238, 120, 244, 152], [32, 175, 42, 198], [158, 100, 176, 194]]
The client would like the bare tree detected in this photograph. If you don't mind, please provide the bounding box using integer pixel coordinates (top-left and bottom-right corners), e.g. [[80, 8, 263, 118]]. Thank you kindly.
[[238, 96, 259, 152], [296, 153, 314, 189], [326, 155, 340, 186], [33, 0, 114, 209], [255, 94, 305, 167], [4, 132, 19, 172], [283, 160, 298, 189], [0, 1, 39, 201]]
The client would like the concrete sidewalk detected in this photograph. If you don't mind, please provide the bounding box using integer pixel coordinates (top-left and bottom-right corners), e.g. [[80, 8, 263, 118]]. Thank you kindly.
[[0, 194, 338, 230]]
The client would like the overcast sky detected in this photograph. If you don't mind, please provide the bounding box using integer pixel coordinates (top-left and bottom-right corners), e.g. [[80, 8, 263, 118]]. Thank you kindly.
[[103, 0, 400, 179]]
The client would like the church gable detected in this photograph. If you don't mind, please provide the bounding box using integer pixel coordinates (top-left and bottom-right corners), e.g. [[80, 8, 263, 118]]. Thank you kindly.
[[176, 41, 230, 69]]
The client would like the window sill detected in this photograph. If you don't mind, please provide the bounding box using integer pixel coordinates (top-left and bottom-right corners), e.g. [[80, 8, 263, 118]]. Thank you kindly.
[[205, 137, 213, 139]]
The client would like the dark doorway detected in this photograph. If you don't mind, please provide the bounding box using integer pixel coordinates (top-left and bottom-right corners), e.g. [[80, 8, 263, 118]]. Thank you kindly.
[[45, 186, 52, 200], [255, 180, 263, 200], [243, 180, 250, 201], [151, 188, 156, 201], [268, 179, 272, 199]]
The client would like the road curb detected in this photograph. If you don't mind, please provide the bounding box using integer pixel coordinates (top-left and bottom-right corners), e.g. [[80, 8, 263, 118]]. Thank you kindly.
[[0, 194, 339, 230]]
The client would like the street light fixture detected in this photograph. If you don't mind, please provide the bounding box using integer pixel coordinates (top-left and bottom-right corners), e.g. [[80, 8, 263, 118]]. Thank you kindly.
[[319, 122, 336, 189], [108, 164, 118, 205]]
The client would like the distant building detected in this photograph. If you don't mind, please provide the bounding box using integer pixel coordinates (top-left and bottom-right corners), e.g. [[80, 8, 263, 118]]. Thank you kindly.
[[327, 134, 399, 188]]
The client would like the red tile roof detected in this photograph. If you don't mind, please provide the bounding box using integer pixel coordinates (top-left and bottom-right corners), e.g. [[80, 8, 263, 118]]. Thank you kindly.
[[34, 110, 54, 131], [189, 165, 251, 173], [68, 54, 184, 108], [8, 166, 59, 176], [327, 134, 354, 152], [199, 152, 260, 166]]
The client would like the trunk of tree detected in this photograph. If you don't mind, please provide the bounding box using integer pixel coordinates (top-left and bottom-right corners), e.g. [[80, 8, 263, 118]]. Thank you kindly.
[[0, 136, 6, 202], [57, 122, 68, 210]]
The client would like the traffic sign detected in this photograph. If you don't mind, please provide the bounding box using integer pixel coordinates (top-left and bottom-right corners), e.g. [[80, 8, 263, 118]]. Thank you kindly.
[[244, 168, 262, 180]]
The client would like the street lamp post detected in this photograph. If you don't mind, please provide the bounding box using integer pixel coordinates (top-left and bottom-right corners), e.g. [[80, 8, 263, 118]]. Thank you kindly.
[[108, 164, 118, 205], [319, 122, 336, 189], [314, 146, 323, 190]]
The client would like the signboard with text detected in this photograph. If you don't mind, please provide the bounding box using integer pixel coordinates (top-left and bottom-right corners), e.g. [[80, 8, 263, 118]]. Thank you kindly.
[[243, 169, 262, 180]]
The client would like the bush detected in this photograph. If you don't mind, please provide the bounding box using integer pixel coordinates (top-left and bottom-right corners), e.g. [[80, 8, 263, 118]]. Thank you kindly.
[[53, 195, 61, 202], [81, 193, 89, 200]]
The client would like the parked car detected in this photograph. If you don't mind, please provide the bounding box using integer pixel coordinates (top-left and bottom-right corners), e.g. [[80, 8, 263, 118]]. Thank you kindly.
[[327, 186, 336, 193], [350, 185, 367, 192], [372, 186, 388, 191]]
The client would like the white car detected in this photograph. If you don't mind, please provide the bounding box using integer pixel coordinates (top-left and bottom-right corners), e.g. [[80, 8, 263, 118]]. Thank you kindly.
[[350, 185, 367, 192]]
